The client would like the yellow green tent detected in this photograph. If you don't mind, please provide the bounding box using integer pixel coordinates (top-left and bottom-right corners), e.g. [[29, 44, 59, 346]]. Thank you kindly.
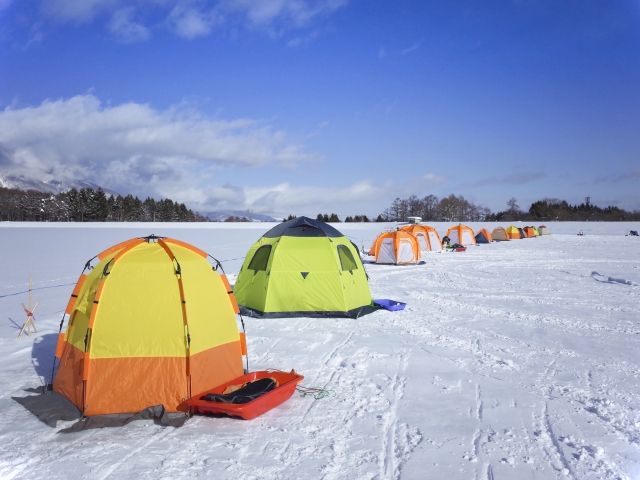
[[233, 217, 374, 318]]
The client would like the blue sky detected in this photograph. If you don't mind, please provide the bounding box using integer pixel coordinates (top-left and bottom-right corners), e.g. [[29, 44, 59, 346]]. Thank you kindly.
[[1, 0, 639, 217]]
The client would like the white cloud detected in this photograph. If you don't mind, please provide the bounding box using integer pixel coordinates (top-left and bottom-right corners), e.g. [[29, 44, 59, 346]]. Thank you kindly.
[[34, 0, 351, 42], [41, 0, 121, 24], [400, 42, 420, 55], [219, 0, 349, 28], [108, 7, 150, 43], [197, 173, 448, 216], [0, 94, 322, 200]]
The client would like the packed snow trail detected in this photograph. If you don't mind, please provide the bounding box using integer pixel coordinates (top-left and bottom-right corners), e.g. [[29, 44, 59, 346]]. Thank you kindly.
[[0, 222, 639, 479]]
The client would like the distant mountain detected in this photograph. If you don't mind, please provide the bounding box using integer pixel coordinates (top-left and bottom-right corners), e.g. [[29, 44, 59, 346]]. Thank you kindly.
[[203, 210, 281, 222], [0, 173, 120, 197]]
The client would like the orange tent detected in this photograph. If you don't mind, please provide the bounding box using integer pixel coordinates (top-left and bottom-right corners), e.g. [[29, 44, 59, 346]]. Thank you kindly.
[[505, 226, 521, 239], [52, 236, 246, 416], [399, 224, 443, 252], [523, 227, 536, 238], [445, 224, 476, 245], [474, 228, 493, 243], [370, 231, 420, 264]]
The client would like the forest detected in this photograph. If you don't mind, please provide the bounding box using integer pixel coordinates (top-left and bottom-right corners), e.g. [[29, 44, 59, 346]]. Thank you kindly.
[[0, 186, 207, 222]]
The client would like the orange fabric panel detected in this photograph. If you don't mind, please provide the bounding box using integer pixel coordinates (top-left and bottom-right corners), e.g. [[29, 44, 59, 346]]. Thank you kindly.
[[164, 238, 208, 258], [220, 274, 233, 293], [111, 239, 145, 263], [97, 238, 138, 260], [228, 293, 240, 314], [55, 333, 65, 358], [83, 352, 91, 380], [85, 356, 188, 415], [190, 340, 244, 399], [53, 342, 85, 410], [87, 282, 105, 329], [239, 332, 247, 355], [157, 239, 177, 261], [65, 273, 87, 314]]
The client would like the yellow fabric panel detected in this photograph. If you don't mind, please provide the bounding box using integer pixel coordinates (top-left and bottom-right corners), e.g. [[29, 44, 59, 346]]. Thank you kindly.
[[91, 243, 185, 358], [66, 252, 118, 351], [166, 244, 239, 356]]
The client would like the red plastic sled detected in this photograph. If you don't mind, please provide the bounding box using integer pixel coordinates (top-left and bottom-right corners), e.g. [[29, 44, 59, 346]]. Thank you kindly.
[[187, 370, 304, 420]]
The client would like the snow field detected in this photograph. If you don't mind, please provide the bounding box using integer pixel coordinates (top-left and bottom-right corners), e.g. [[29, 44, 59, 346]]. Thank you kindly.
[[0, 222, 638, 479]]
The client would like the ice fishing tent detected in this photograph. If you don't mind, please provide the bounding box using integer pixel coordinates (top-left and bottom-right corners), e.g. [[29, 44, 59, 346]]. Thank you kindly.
[[532, 227, 541, 236], [52, 236, 246, 416], [491, 227, 509, 241], [370, 231, 420, 264], [539, 225, 550, 235], [523, 227, 536, 238], [233, 217, 373, 318], [445, 224, 476, 245], [506, 226, 521, 239], [517, 227, 527, 239], [399, 224, 442, 252], [475, 229, 493, 244]]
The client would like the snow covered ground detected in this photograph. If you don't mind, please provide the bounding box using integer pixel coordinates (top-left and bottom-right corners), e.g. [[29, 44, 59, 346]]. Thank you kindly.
[[0, 221, 639, 479]]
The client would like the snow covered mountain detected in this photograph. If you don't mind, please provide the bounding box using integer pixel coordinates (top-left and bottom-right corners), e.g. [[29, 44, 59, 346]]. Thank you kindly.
[[0, 173, 120, 197], [203, 210, 281, 222]]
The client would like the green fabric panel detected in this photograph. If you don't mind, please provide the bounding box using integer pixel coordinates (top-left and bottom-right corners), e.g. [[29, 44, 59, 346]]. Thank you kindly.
[[265, 271, 344, 312], [233, 237, 278, 311], [335, 239, 373, 311]]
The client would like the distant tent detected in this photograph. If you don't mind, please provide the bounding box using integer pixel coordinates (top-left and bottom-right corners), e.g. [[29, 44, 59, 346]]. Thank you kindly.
[[399, 224, 443, 252], [475, 229, 493, 244], [370, 231, 420, 264], [445, 224, 476, 245], [538, 225, 550, 235], [531, 227, 540, 236], [517, 227, 527, 239], [506, 226, 522, 239], [491, 227, 509, 241], [233, 216, 373, 318], [523, 227, 536, 238]]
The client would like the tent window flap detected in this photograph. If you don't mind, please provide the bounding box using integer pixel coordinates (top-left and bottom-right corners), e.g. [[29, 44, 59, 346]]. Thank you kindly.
[[248, 245, 272, 271], [337, 245, 358, 271]]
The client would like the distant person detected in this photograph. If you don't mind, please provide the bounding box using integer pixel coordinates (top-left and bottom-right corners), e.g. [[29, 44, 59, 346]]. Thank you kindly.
[[578, 230, 584, 236], [442, 235, 450, 246], [630, 230, 639, 236]]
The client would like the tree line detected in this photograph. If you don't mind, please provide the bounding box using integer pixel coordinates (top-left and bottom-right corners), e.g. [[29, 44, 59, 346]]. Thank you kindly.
[[489, 198, 640, 222], [378, 194, 492, 222], [0, 186, 208, 222], [377, 195, 640, 223]]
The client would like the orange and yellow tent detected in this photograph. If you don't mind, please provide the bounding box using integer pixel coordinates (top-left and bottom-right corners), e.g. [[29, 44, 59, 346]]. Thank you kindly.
[[445, 224, 476, 245], [399, 224, 443, 252], [523, 227, 536, 238], [370, 231, 420, 264], [505, 226, 521, 239], [52, 236, 246, 416]]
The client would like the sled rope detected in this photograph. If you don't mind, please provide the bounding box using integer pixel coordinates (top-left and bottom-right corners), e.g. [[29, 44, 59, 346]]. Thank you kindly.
[[296, 385, 336, 400], [265, 369, 335, 400]]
